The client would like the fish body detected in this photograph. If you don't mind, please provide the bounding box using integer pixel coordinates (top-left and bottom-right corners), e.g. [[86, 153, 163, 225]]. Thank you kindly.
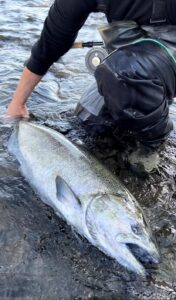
[[8, 121, 159, 276]]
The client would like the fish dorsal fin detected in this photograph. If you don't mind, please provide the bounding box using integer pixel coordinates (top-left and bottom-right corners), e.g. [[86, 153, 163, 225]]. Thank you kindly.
[[56, 176, 81, 208]]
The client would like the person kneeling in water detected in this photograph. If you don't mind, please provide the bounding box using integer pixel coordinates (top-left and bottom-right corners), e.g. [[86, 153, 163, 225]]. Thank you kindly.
[[6, 0, 176, 174]]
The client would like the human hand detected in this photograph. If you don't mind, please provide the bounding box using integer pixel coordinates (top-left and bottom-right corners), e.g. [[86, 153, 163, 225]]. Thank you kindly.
[[4, 102, 29, 123]]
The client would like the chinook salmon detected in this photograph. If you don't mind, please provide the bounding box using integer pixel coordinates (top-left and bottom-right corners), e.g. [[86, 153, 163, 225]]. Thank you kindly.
[[8, 121, 159, 276]]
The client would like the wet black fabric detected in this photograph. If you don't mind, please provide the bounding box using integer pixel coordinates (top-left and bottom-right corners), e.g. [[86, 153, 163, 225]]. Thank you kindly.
[[167, 0, 176, 24], [25, 0, 176, 146], [95, 41, 176, 147], [26, 0, 176, 75]]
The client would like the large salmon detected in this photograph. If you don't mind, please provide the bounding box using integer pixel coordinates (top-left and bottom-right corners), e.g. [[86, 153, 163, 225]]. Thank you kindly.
[[8, 121, 159, 276]]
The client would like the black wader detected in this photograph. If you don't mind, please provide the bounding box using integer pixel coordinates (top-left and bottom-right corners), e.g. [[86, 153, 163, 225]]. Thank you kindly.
[[75, 18, 176, 148]]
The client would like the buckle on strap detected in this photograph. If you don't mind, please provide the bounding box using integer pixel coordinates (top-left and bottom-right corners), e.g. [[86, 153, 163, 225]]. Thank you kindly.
[[150, 0, 167, 24]]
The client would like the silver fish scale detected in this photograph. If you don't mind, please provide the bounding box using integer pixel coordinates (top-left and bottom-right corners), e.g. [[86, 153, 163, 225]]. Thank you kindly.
[[17, 122, 132, 206]]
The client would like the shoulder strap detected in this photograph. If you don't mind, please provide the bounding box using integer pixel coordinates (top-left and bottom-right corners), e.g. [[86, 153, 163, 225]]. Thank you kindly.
[[97, 0, 108, 13]]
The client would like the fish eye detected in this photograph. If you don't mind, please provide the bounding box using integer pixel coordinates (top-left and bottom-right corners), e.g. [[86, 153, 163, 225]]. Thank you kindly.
[[131, 224, 143, 236]]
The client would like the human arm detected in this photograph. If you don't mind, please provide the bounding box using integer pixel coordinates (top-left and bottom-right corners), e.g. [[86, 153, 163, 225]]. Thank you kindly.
[[6, 67, 42, 119], [6, 0, 96, 119]]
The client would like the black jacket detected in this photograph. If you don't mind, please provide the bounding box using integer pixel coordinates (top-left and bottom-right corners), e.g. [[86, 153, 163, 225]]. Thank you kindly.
[[26, 0, 176, 75]]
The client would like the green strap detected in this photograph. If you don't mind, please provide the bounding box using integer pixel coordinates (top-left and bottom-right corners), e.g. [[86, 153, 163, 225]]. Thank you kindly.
[[131, 38, 176, 64]]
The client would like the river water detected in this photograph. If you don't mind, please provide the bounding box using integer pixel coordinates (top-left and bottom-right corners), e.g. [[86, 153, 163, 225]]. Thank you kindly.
[[0, 1, 176, 299]]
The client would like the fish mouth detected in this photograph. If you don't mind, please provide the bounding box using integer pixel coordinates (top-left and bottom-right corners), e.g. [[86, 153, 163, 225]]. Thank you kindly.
[[116, 242, 160, 276], [127, 243, 160, 265]]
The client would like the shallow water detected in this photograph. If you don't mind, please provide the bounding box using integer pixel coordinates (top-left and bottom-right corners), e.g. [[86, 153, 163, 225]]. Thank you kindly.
[[0, 1, 176, 299]]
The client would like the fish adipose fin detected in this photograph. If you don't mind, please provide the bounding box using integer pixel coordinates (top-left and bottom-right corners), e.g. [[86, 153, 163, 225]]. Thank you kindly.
[[56, 176, 81, 208]]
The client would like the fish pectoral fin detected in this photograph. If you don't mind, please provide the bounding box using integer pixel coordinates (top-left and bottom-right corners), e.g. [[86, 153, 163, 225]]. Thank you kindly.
[[56, 176, 81, 207]]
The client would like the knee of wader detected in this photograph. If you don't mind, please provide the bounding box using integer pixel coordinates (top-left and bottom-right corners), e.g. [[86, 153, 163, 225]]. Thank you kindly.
[[96, 47, 139, 77], [94, 45, 158, 122], [96, 51, 126, 92], [94, 50, 136, 120]]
